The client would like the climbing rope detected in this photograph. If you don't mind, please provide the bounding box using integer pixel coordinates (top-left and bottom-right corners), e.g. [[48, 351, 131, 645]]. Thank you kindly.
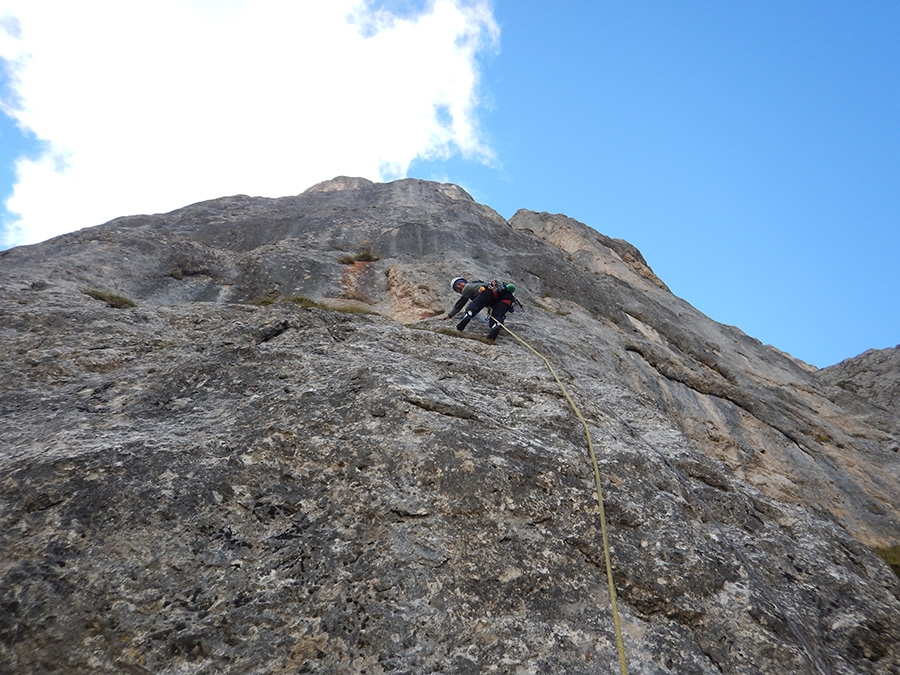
[[606, 408, 832, 675], [488, 314, 629, 675], [492, 316, 830, 675]]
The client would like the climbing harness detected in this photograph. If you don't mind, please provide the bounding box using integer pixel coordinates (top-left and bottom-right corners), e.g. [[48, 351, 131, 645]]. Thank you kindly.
[[488, 311, 630, 675]]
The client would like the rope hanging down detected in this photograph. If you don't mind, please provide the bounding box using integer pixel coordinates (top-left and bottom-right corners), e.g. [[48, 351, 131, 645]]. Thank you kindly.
[[489, 315, 629, 675], [601, 400, 832, 675], [492, 316, 830, 675]]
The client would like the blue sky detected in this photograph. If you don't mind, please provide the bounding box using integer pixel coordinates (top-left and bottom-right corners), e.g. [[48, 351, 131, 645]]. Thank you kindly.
[[422, 1, 900, 368], [1, 1, 898, 368]]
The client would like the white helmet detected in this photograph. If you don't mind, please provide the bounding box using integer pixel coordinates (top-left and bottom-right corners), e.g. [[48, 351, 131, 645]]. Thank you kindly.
[[450, 277, 467, 292]]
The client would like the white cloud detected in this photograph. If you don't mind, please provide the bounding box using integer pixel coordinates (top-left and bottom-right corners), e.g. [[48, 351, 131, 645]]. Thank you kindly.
[[0, 0, 499, 246]]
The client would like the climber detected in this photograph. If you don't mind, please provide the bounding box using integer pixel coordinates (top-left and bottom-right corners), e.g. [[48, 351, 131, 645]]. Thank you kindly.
[[442, 277, 486, 321], [454, 279, 520, 341]]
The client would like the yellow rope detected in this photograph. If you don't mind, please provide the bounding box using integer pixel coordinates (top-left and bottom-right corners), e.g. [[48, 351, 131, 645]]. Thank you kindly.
[[491, 317, 629, 675]]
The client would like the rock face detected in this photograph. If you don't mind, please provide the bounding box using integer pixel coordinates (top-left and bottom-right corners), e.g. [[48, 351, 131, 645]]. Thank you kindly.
[[819, 346, 900, 420], [1, 177, 898, 674]]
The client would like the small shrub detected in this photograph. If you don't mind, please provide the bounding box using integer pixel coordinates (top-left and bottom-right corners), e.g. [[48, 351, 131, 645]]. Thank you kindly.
[[284, 296, 374, 315], [83, 289, 136, 308], [873, 545, 900, 578], [340, 249, 380, 264], [340, 291, 370, 303]]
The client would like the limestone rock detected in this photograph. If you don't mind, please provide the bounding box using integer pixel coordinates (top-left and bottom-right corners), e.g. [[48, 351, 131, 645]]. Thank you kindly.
[[819, 345, 900, 421], [1, 178, 898, 674]]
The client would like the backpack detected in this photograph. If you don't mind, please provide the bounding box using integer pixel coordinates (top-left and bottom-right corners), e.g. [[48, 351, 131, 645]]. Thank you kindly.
[[481, 280, 521, 310]]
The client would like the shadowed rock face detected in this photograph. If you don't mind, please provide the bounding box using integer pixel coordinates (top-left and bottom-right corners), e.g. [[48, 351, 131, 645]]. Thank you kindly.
[[1, 177, 898, 674]]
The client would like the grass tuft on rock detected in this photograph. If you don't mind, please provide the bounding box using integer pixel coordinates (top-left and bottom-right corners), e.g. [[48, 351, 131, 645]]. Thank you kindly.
[[339, 249, 380, 264], [285, 296, 327, 309], [284, 296, 375, 315], [873, 545, 900, 578], [83, 289, 136, 308]]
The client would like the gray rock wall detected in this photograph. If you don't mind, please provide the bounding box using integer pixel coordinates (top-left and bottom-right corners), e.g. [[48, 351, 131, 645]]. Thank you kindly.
[[1, 177, 898, 673], [819, 346, 900, 421]]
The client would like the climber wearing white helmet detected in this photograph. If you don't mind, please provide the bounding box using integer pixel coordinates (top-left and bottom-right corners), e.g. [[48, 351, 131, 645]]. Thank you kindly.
[[446, 277, 521, 341], [442, 277, 486, 321]]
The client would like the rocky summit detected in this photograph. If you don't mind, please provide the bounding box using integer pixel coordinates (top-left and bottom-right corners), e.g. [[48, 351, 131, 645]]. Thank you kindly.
[[1, 177, 898, 674]]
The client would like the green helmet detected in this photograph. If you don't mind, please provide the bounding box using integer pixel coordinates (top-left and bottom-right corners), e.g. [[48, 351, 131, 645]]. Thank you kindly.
[[504, 282, 516, 294]]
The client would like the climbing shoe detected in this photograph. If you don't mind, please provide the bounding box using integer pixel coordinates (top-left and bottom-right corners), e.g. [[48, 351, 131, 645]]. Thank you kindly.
[[456, 315, 471, 331]]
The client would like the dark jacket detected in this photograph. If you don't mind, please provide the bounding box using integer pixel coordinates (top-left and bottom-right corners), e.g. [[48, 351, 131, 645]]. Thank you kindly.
[[447, 280, 485, 317], [469, 284, 516, 314]]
